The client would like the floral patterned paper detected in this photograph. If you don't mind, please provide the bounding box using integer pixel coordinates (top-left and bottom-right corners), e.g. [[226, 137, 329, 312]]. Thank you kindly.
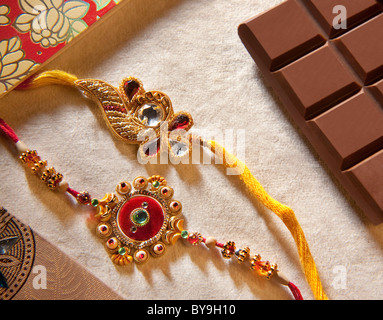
[[0, 0, 122, 97]]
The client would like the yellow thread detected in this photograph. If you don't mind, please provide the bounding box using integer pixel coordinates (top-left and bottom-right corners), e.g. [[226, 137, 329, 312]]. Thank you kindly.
[[206, 139, 328, 300], [22, 70, 78, 88]]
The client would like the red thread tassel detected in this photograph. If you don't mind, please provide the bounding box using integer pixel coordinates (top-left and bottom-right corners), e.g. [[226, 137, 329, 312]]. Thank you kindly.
[[16, 74, 38, 90], [288, 282, 303, 300], [0, 118, 19, 143], [66, 187, 80, 199]]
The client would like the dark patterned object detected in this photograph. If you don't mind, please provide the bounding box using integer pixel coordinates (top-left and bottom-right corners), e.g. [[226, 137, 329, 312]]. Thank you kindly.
[[0, 207, 35, 299]]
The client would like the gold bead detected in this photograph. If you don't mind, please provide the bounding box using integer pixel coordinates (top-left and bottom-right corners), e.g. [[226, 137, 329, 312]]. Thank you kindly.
[[249, 254, 261, 271], [250, 254, 278, 279], [187, 232, 203, 245], [266, 264, 278, 280], [116, 181, 131, 195], [150, 242, 166, 257], [133, 249, 149, 264], [236, 247, 250, 264], [159, 186, 173, 199], [105, 237, 119, 252], [96, 223, 112, 237], [133, 176, 148, 189], [169, 200, 182, 215], [221, 241, 235, 259]]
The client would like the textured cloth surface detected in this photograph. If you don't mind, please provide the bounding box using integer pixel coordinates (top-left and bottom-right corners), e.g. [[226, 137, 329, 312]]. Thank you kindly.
[[1, 0, 383, 300]]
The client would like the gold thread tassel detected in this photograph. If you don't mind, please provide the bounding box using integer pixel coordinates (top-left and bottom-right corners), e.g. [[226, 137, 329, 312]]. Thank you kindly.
[[18, 70, 78, 89]]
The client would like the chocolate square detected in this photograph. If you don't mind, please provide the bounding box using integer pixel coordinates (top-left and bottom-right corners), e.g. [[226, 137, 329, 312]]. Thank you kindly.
[[239, 0, 383, 223]]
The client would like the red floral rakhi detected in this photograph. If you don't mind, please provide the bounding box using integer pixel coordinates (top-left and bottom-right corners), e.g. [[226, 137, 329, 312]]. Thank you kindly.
[[0, 116, 304, 300]]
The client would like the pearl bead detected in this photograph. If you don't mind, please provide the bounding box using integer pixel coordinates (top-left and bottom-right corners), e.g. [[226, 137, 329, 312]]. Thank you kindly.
[[205, 236, 217, 249], [57, 180, 69, 192], [134, 249, 148, 263], [106, 237, 118, 250], [97, 223, 111, 237], [16, 140, 29, 154]]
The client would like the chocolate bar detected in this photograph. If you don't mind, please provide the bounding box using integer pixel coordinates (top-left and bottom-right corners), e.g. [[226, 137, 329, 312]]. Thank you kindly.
[[238, 0, 383, 224]]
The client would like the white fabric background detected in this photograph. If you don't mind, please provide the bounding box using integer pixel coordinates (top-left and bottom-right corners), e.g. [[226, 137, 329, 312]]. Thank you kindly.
[[1, 0, 383, 300]]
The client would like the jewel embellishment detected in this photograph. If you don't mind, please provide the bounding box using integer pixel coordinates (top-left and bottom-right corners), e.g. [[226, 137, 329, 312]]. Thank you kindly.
[[74, 76, 194, 159], [130, 208, 150, 226], [137, 103, 164, 127], [123, 79, 140, 101], [93, 175, 184, 265]]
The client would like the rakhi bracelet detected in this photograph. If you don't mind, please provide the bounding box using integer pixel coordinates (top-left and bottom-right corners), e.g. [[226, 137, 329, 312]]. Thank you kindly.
[[0, 119, 302, 300], [5, 70, 328, 300]]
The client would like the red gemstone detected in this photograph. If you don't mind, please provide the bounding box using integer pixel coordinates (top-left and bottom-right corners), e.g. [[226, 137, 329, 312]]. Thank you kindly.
[[77, 192, 91, 204], [124, 80, 140, 101], [169, 114, 190, 131]]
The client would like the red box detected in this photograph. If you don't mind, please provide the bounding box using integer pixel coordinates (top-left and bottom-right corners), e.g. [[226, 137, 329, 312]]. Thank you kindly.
[[0, 0, 123, 97]]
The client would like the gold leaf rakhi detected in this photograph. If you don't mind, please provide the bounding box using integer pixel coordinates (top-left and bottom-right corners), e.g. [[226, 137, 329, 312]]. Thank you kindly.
[[0, 70, 330, 300], [29, 72, 195, 160]]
